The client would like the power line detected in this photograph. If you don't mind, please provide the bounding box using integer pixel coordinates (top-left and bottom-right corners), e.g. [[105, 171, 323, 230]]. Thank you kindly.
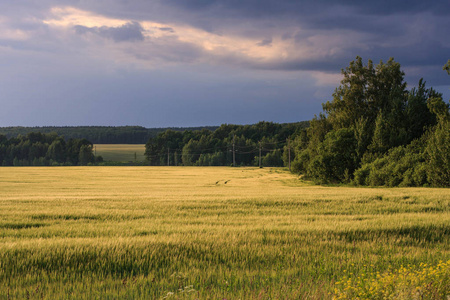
[[144, 135, 295, 167], [259, 141, 262, 168], [232, 134, 236, 167]]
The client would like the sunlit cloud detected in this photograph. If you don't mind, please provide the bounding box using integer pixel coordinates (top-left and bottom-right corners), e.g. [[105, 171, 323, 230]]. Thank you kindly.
[[42, 6, 335, 70], [43, 7, 127, 28], [0, 17, 30, 40]]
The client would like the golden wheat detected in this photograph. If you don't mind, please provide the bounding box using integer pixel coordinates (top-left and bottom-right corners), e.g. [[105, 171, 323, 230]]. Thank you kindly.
[[0, 167, 448, 299]]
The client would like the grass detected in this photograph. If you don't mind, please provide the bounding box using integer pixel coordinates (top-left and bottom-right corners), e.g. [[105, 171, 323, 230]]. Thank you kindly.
[[94, 144, 145, 162], [0, 166, 448, 299]]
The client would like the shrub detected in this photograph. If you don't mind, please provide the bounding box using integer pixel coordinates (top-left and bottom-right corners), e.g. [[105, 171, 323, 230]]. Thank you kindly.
[[353, 137, 428, 187], [426, 119, 450, 187]]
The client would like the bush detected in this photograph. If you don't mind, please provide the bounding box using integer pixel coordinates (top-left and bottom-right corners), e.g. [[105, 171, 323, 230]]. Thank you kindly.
[[306, 128, 357, 183], [426, 119, 450, 187], [291, 149, 309, 173], [353, 137, 429, 186]]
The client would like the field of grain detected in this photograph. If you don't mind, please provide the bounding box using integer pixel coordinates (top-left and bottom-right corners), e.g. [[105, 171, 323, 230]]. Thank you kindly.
[[94, 144, 146, 162], [0, 167, 448, 299]]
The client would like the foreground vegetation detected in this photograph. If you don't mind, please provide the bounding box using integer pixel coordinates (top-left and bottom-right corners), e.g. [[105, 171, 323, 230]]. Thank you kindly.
[[292, 57, 450, 187], [334, 260, 450, 299], [0, 167, 448, 299]]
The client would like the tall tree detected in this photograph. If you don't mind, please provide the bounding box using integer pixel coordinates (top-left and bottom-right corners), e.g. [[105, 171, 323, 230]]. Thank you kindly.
[[425, 62, 450, 186], [294, 57, 445, 184], [323, 57, 407, 133], [78, 144, 94, 166]]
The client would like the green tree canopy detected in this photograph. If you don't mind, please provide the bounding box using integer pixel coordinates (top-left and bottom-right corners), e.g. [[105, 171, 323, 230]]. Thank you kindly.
[[293, 57, 448, 186]]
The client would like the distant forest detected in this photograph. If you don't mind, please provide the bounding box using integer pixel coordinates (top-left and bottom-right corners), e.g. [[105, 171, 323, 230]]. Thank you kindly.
[[145, 121, 309, 167], [0, 122, 309, 167], [0, 132, 100, 166], [0, 126, 219, 144]]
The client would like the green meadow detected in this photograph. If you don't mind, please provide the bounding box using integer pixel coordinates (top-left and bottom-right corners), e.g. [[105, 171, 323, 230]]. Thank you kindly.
[[94, 144, 146, 162], [0, 167, 448, 299]]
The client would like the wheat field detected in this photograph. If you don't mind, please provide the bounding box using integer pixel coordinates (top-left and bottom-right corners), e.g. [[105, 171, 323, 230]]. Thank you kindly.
[[0, 167, 448, 299]]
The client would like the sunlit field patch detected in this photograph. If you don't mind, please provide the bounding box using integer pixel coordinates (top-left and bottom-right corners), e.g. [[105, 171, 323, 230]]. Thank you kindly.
[[94, 144, 145, 162], [0, 167, 448, 299]]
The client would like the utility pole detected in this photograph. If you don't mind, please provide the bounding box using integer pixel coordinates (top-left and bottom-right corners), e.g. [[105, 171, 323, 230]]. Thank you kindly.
[[232, 134, 236, 167], [167, 148, 170, 166], [259, 141, 262, 168], [287, 138, 291, 172]]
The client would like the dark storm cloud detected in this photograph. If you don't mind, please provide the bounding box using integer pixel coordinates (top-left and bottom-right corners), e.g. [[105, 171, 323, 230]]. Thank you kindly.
[[74, 22, 144, 42], [256, 38, 272, 47], [164, 0, 449, 19], [157, 0, 449, 72], [0, 0, 448, 127], [159, 27, 175, 33], [5, 1, 447, 73], [128, 38, 204, 64]]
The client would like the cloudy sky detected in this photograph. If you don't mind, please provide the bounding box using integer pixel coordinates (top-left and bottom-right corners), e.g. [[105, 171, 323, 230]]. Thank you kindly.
[[0, 1, 449, 127]]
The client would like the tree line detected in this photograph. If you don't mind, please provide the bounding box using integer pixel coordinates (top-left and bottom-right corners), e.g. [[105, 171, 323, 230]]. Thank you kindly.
[[0, 126, 219, 144], [290, 57, 449, 187], [0, 132, 101, 166], [145, 57, 449, 187], [144, 121, 309, 167]]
